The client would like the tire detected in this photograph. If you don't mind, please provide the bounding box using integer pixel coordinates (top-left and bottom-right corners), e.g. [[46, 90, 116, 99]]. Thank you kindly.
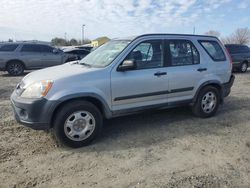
[[192, 86, 220, 118], [53, 101, 103, 148], [6, 61, 24, 76], [239, 62, 248, 73]]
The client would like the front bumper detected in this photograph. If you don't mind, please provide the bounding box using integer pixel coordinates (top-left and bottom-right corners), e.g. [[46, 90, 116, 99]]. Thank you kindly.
[[222, 75, 235, 98], [10, 92, 56, 130]]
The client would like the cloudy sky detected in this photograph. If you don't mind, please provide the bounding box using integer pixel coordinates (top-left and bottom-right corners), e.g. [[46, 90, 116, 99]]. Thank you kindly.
[[0, 0, 249, 41]]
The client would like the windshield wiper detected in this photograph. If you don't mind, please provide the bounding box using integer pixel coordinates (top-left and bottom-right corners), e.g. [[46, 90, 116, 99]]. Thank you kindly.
[[80, 62, 92, 67]]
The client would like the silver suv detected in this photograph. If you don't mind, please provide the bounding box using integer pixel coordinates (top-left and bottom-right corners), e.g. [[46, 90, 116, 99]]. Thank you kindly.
[[0, 42, 70, 76], [11, 34, 235, 148]]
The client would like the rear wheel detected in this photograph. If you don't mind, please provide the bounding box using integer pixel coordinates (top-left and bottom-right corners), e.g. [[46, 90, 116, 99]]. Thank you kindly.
[[239, 62, 248, 73], [6, 61, 24, 76], [192, 86, 220, 118], [53, 101, 103, 148]]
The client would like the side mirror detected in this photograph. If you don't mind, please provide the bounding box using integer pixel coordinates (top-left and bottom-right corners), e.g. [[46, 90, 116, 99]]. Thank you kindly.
[[117, 60, 136, 71], [53, 49, 59, 54]]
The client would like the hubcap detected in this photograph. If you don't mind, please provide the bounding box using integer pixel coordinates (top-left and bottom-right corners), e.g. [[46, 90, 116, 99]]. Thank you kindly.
[[201, 91, 217, 114], [241, 63, 248, 72], [9, 63, 23, 75], [64, 111, 96, 141]]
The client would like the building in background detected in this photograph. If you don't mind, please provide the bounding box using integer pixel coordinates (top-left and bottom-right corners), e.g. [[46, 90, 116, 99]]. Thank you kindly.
[[91, 36, 110, 47]]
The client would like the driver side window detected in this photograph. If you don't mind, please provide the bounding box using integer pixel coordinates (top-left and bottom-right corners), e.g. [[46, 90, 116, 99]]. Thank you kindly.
[[125, 40, 163, 70]]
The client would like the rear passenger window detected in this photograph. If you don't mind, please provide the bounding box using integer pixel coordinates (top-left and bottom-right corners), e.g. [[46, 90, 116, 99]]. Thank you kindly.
[[240, 46, 250, 53], [169, 40, 199, 66], [199, 41, 226, 61], [21, 44, 42, 52], [40, 45, 53, 53], [0, 44, 18, 52]]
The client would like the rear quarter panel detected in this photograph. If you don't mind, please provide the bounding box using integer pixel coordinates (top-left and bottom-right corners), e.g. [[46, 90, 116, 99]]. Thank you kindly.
[[196, 37, 232, 84]]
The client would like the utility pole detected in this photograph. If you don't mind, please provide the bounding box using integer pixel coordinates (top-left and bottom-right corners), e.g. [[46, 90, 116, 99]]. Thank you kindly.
[[82, 24, 85, 45], [64, 32, 67, 41], [193, 26, 196, 35]]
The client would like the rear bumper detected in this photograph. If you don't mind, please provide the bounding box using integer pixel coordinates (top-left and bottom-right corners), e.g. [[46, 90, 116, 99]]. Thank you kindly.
[[222, 75, 235, 98]]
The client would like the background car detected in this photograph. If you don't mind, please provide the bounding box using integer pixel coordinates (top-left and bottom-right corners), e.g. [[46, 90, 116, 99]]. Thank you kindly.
[[0, 42, 72, 76], [76, 46, 93, 51], [63, 48, 90, 61], [225, 44, 250, 73]]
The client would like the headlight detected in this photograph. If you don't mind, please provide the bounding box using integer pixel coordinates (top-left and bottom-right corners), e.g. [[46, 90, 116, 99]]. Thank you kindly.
[[20, 80, 53, 99]]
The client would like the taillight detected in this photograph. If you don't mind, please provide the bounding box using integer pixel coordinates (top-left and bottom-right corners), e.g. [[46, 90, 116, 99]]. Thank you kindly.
[[225, 48, 233, 72]]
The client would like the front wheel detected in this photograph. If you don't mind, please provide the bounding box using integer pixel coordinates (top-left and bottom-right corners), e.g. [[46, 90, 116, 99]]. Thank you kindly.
[[53, 101, 103, 148], [192, 86, 220, 118]]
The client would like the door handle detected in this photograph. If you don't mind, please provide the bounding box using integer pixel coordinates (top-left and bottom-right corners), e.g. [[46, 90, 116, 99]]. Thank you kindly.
[[197, 68, 207, 72], [154, 72, 167, 76]]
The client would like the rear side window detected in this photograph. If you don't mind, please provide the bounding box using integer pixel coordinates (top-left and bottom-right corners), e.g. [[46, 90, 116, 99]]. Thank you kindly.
[[0, 44, 18, 52], [169, 40, 200, 66], [199, 41, 226, 61], [40, 45, 53, 53], [239, 46, 250, 53], [21, 44, 42, 52], [226, 45, 250, 54]]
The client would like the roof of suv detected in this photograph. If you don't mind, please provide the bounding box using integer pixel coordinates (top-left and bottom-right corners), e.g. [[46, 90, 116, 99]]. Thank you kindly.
[[114, 33, 219, 41]]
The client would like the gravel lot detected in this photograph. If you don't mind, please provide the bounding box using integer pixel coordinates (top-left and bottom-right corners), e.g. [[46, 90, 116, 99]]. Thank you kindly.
[[0, 71, 250, 188]]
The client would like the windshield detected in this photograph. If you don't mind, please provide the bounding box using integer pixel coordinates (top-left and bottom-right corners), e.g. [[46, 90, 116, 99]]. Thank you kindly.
[[79, 40, 131, 67]]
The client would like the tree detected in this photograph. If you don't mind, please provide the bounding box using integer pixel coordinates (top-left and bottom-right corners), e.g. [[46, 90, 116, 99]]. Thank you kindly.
[[51, 37, 68, 46], [204, 30, 220, 38], [233, 28, 250, 45], [221, 28, 250, 45], [69, 38, 78, 46], [51, 37, 91, 46], [221, 35, 236, 44], [81, 38, 91, 45]]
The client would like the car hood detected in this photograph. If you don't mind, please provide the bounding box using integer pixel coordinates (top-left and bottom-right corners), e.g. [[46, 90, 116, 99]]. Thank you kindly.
[[22, 61, 99, 86]]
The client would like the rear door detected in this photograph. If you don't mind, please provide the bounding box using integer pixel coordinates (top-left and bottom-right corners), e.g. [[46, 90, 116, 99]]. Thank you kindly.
[[166, 39, 204, 103], [20, 44, 43, 68]]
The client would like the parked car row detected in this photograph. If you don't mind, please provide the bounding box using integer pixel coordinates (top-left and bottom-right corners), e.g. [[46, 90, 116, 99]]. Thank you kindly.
[[0, 43, 91, 76]]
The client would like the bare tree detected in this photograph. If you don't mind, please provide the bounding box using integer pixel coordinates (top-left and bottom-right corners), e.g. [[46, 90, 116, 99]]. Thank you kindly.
[[221, 35, 236, 44], [221, 28, 250, 45], [233, 28, 250, 45], [204, 30, 221, 38]]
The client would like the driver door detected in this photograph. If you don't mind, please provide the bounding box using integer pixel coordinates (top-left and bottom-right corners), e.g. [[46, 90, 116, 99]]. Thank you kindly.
[[111, 39, 169, 112]]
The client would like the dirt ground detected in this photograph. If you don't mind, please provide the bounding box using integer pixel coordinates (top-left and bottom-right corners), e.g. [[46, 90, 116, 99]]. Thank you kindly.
[[0, 71, 250, 188]]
